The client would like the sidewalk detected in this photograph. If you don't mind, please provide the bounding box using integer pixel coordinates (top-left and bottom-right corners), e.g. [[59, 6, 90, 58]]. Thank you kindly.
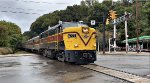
[[97, 51, 150, 56]]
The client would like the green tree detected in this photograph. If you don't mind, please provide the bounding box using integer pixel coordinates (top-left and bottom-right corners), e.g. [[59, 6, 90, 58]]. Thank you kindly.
[[141, 2, 150, 35], [29, 0, 150, 50], [0, 21, 22, 50], [0, 26, 8, 47], [0, 21, 21, 35], [23, 31, 38, 40]]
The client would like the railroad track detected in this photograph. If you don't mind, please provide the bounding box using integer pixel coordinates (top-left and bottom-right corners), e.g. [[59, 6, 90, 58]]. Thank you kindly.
[[81, 64, 150, 83]]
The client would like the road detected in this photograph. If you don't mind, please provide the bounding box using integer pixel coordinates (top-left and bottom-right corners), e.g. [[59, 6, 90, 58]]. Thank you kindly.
[[0, 54, 129, 83], [96, 54, 150, 78]]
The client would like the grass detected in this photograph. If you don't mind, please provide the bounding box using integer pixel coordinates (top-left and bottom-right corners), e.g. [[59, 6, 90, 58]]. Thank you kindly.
[[15, 50, 31, 54], [0, 47, 32, 55], [0, 47, 13, 55]]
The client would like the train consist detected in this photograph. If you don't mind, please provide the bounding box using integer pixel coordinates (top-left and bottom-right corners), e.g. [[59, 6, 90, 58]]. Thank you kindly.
[[23, 22, 96, 64]]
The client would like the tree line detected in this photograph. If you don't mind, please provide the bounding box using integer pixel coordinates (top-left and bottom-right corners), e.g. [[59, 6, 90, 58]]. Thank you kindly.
[[0, 21, 23, 51], [1, 0, 149, 51], [24, 0, 150, 42]]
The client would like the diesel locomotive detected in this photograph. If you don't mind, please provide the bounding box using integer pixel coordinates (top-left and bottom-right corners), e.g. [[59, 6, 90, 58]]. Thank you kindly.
[[23, 22, 96, 64]]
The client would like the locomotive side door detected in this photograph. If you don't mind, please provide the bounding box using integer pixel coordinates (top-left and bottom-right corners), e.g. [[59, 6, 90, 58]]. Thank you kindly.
[[55, 27, 59, 51]]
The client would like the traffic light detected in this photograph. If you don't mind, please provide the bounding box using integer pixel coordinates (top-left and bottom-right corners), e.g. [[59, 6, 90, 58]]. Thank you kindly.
[[107, 11, 112, 20], [106, 18, 109, 25], [106, 10, 117, 25], [109, 10, 117, 20]]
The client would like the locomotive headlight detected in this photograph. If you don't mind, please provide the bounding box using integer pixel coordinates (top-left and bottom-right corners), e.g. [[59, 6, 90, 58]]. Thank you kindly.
[[82, 27, 89, 34], [74, 44, 78, 47], [94, 44, 96, 47]]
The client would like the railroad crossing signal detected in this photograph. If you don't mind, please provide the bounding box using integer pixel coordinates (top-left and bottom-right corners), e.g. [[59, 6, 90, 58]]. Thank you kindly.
[[107, 11, 132, 25]]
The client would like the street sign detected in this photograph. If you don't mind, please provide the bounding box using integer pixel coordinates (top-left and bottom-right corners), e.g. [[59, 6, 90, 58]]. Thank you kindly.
[[91, 20, 95, 25], [48, 26, 51, 30], [59, 21, 62, 24]]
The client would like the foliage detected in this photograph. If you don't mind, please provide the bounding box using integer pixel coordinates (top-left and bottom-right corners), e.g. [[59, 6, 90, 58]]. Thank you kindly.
[[0, 26, 8, 47], [141, 2, 150, 35], [23, 31, 38, 40], [0, 21, 21, 35], [0, 21, 22, 51], [28, 0, 150, 49], [8, 34, 23, 51]]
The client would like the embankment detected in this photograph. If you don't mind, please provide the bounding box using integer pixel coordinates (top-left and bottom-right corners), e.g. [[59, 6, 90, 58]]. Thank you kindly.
[[0, 47, 13, 55]]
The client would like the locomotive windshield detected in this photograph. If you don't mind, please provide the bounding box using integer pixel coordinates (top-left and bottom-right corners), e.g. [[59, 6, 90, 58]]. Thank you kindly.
[[62, 22, 88, 28]]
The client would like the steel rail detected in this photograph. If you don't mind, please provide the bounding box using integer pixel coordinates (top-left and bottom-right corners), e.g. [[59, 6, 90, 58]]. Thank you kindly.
[[81, 64, 150, 83]]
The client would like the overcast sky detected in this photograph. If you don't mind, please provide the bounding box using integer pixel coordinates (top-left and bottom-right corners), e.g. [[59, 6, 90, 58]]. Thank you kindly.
[[0, 0, 118, 33]]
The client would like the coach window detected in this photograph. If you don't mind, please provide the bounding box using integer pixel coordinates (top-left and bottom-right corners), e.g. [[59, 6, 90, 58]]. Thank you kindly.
[[43, 32, 47, 38], [50, 29, 54, 35], [40, 34, 42, 39], [59, 25, 62, 32], [49, 30, 52, 36], [41, 34, 43, 38], [43, 33, 45, 38], [45, 32, 48, 37], [55, 28, 59, 34], [52, 29, 55, 35]]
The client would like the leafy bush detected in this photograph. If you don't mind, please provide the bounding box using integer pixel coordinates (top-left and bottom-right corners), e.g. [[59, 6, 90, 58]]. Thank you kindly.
[[0, 21, 22, 52], [0, 26, 8, 47]]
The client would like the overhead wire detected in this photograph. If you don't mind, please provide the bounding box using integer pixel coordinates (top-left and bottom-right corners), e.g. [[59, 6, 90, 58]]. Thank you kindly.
[[0, 10, 41, 15], [0, 6, 49, 12], [2, 0, 70, 4], [0, 0, 68, 15]]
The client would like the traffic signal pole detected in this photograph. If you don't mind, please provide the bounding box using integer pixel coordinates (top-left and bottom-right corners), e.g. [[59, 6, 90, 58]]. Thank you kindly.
[[113, 19, 116, 52], [125, 11, 128, 53], [109, 38, 111, 53]]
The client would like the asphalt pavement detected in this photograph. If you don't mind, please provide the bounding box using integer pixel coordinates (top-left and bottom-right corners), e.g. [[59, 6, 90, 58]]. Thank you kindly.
[[96, 53, 150, 78], [0, 54, 129, 83]]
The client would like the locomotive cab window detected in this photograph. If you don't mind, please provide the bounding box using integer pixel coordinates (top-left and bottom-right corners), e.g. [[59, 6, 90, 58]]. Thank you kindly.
[[68, 34, 76, 38]]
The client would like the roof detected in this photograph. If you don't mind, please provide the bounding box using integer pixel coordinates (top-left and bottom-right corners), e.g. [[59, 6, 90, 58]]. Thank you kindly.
[[122, 36, 150, 43]]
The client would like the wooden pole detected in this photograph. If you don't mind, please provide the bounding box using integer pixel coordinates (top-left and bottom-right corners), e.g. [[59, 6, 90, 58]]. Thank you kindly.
[[102, 12, 106, 54], [136, 0, 139, 53]]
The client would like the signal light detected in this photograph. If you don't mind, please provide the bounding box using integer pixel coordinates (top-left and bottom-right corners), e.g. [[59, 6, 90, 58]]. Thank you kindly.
[[106, 10, 117, 25], [106, 18, 109, 25], [109, 10, 117, 20]]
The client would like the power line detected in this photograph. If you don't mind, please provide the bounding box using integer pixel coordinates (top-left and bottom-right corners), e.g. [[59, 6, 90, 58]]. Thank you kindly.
[[0, 6, 49, 12], [14, 0, 69, 4], [0, 10, 41, 15]]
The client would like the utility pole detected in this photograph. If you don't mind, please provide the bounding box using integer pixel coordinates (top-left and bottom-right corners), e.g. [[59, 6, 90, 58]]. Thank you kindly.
[[109, 38, 111, 53], [136, 0, 139, 53], [125, 11, 128, 53], [102, 12, 106, 54], [98, 39, 100, 52]]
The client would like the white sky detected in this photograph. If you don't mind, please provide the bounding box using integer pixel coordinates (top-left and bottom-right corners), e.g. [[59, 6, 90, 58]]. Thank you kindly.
[[0, 0, 118, 33]]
